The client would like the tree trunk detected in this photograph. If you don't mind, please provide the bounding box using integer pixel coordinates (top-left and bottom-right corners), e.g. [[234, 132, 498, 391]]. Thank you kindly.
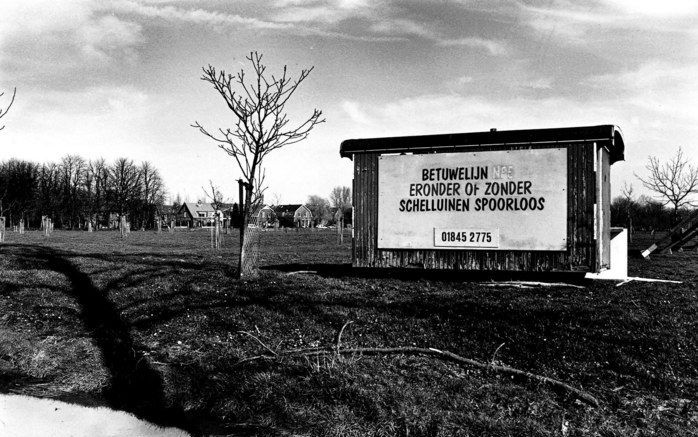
[[238, 180, 259, 279]]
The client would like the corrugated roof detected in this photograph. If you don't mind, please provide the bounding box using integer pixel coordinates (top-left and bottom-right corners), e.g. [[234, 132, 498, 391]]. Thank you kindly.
[[340, 124, 625, 165]]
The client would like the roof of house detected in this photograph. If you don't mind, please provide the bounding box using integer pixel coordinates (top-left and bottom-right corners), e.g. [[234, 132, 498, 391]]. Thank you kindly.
[[273, 204, 303, 215], [253, 205, 275, 215], [296, 205, 312, 215], [180, 202, 215, 215], [340, 124, 625, 165]]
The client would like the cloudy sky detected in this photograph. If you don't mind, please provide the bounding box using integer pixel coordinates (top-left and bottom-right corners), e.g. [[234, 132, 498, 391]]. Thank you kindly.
[[1, 0, 697, 204]]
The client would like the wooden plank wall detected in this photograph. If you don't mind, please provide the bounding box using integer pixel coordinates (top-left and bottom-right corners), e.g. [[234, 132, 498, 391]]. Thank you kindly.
[[352, 144, 597, 272], [600, 147, 611, 269]]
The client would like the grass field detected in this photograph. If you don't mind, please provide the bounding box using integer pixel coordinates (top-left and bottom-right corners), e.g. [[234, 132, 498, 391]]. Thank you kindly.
[[0, 229, 696, 436]]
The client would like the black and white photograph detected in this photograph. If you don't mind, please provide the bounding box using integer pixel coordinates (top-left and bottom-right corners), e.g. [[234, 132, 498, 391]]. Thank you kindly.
[[0, 1, 696, 436]]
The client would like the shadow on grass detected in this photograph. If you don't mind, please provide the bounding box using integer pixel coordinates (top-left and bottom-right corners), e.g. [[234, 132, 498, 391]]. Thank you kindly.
[[15, 245, 200, 436]]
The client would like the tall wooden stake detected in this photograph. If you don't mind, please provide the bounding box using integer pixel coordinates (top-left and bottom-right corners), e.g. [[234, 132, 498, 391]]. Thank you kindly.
[[120, 216, 130, 238], [238, 179, 245, 276]]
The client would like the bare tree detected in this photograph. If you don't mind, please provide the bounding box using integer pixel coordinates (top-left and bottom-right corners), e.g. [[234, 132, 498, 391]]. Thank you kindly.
[[306, 195, 331, 226], [37, 163, 60, 224], [203, 180, 226, 212], [60, 155, 86, 229], [0, 88, 16, 131], [109, 158, 141, 225], [140, 161, 165, 229], [92, 158, 109, 228], [329, 186, 351, 211], [82, 161, 96, 229], [636, 147, 698, 223], [620, 182, 634, 241], [192, 51, 324, 277]]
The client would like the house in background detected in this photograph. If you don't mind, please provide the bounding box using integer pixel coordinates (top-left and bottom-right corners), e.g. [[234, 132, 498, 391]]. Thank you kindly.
[[273, 204, 313, 228], [177, 202, 216, 227], [254, 205, 277, 227], [156, 204, 178, 227]]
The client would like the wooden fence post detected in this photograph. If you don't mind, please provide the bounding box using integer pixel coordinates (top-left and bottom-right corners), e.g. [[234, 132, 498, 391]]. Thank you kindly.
[[120, 216, 130, 238], [215, 215, 221, 249], [43, 217, 52, 237]]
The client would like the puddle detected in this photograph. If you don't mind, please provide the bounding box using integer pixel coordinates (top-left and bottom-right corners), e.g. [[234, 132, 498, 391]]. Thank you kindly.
[[0, 394, 190, 437]]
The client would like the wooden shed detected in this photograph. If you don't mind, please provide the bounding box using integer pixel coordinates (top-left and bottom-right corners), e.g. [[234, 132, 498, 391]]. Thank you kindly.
[[340, 125, 625, 273]]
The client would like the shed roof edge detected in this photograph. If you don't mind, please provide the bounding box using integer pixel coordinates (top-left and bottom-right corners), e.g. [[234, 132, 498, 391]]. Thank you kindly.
[[340, 125, 625, 164]]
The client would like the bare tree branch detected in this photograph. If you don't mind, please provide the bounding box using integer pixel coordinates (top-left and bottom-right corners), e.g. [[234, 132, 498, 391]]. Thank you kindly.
[[202, 180, 226, 211], [236, 326, 600, 408], [0, 88, 16, 131]]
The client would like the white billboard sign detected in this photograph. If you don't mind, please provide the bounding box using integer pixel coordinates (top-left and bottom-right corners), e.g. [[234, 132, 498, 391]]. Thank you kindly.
[[378, 148, 568, 250]]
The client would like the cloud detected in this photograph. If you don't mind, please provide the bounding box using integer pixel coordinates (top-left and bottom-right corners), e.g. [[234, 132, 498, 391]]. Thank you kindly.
[[341, 100, 371, 125], [111, 0, 290, 30], [79, 15, 144, 61], [584, 61, 698, 123], [520, 0, 698, 43], [0, 0, 143, 86], [367, 17, 509, 55], [334, 91, 641, 139], [100, 1, 516, 49], [369, 18, 437, 39], [272, 0, 372, 23], [523, 77, 553, 90], [19, 85, 150, 124], [602, 0, 698, 17], [437, 37, 508, 56], [110, 0, 405, 42], [0, 0, 92, 36], [2, 84, 158, 164]]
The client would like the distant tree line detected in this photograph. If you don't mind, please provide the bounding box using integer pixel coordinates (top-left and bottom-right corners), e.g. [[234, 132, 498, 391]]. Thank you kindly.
[[0, 156, 165, 230], [304, 185, 352, 227], [611, 194, 695, 232]]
